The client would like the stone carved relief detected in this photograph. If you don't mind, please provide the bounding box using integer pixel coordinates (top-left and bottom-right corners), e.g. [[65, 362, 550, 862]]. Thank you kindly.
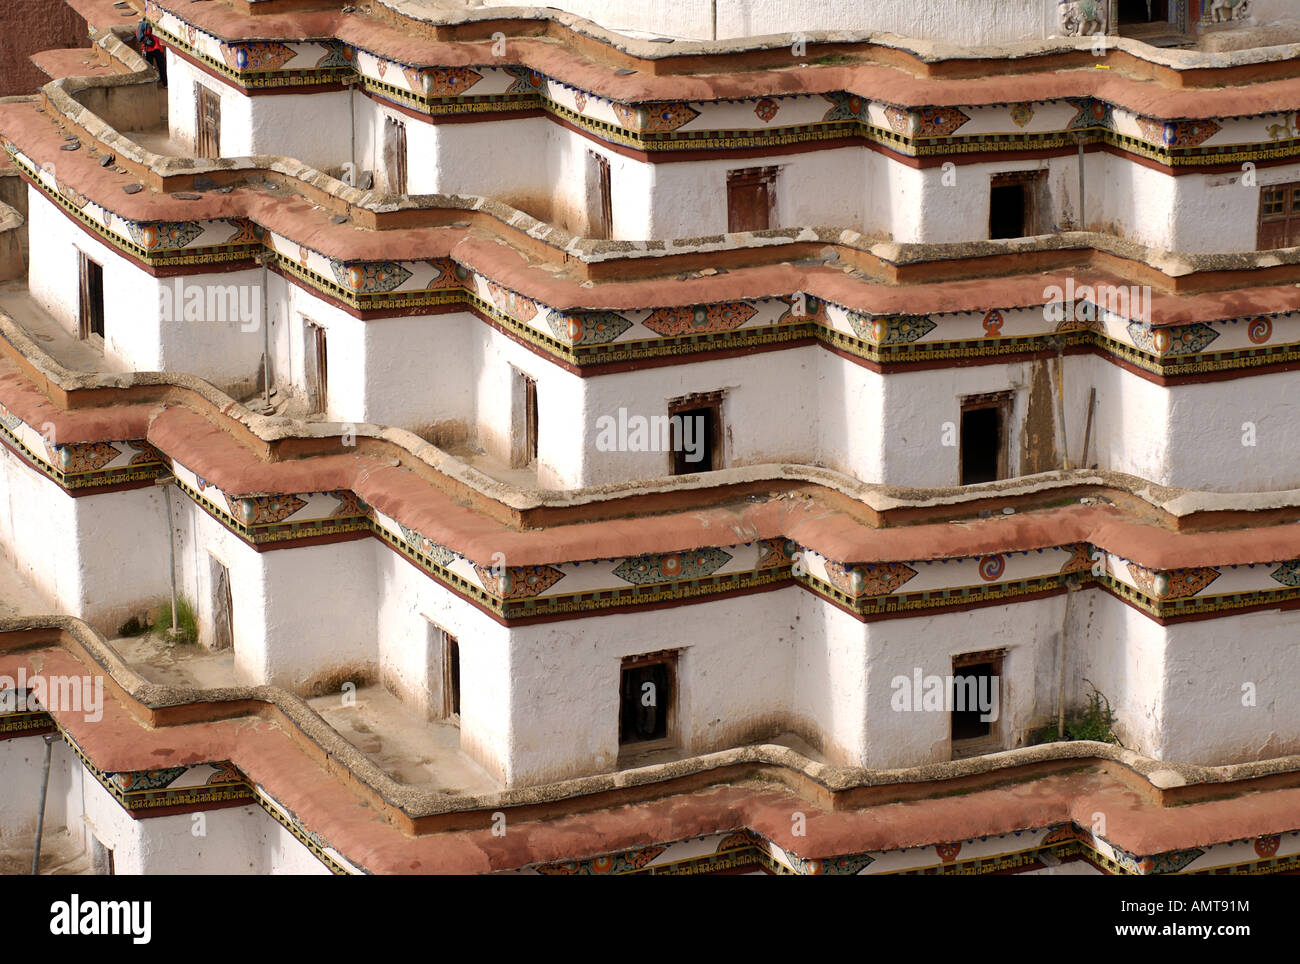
[[1208, 0, 1249, 22], [1060, 0, 1108, 36]]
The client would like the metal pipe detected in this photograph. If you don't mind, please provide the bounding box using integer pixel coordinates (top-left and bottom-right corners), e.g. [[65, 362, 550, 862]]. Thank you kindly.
[[259, 255, 270, 408], [1077, 134, 1087, 231], [31, 733, 56, 875], [711, 0, 717, 41], [155, 474, 179, 639]]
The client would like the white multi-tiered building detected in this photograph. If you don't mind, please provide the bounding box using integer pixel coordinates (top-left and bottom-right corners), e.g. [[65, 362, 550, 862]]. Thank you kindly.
[[1, 0, 1300, 875]]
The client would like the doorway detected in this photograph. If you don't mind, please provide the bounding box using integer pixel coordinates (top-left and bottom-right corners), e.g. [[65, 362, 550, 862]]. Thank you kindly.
[[209, 553, 233, 651], [77, 251, 104, 340], [960, 393, 1011, 485], [588, 150, 613, 240], [511, 367, 538, 467], [726, 167, 778, 232], [1118, 0, 1170, 25]]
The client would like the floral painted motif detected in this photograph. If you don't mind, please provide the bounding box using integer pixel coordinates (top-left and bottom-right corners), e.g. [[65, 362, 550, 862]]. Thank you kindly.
[[221, 42, 296, 72], [822, 92, 869, 123], [1010, 103, 1035, 128], [1067, 98, 1113, 131], [233, 495, 309, 526], [1127, 322, 1219, 356], [505, 66, 547, 94], [397, 523, 456, 567], [224, 221, 262, 246], [847, 312, 936, 345], [486, 281, 540, 321], [754, 98, 780, 123], [534, 845, 667, 875], [128, 221, 204, 251], [641, 303, 758, 337], [1138, 117, 1222, 149], [1058, 543, 1094, 575], [331, 260, 413, 294], [423, 66, 483, 96], [1126, 563, 1220, 599], [315, 42, 354, 69], [573, 90, 588, 113], [1270, 560, 1300, 587], [884, 106, 912, 135], [778, 294, 824, 323], [55, 442, 121, 474], [546, 310, 633, 346], [108, 767, 188, 793], [424, 259, 466, 291], [612, 102, 700, 133], [613, 548, 734, 585], [914, 107, 970, 137], [823, 560, 917, 597], [473, 563, 566, 599], [756, 538, 797, 570]]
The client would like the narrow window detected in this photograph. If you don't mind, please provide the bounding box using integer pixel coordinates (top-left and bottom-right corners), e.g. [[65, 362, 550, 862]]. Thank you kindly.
[[196, 84, 221, 159], [589, 150, 613, 240], [619, 655, 674, 746], [1258, 182, 1300, 250], [511, 368, 538, 467], [383, 116, 408, 195], [669, 392, 723, 475], [78, 251, 104, 340], [960, 393, 1011, 485], [989, 171, 1045, 239], [951, 649, 1005, 757], [726, 167, 778, 232], [442, 631, 460, 719], [305, 320, 328, 414], [209, 553, 233, 651]]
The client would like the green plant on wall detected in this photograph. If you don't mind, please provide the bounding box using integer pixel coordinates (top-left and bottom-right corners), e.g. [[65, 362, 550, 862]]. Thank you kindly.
[[156, 596, 199, 645], [1036, 680, 1120, 745]]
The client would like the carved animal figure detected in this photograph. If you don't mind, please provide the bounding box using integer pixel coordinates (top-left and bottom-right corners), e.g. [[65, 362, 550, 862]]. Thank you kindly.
[[1063, 0, 1105, 36], [1211, 0, 1249, 23]]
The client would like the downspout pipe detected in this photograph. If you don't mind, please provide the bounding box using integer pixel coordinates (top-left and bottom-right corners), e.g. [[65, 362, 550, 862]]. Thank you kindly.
[[154, 474, 179, 640], [31, 732, 57, 875]]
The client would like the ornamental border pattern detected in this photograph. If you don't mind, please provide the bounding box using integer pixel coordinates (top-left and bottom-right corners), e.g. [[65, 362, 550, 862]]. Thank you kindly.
[[143, 4, 1300, 169], [7, 141, 1297, 382]]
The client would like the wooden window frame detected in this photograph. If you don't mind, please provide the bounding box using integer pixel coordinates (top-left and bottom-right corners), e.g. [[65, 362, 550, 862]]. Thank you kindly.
[[618, 650, 679, 751], [442, 630, 461, 721], [589, 150, 613, 240], [668, 391, 724, 475], [195, 83, 220, 159], [510, 367, 539, 468], [382, 116, 408, 195], [77, 250, 104, 342], [989, 171, 1046, 239], [304, 319, 328, 415], [959, 391, 1013, 485], [950, 648, 1006, 755], [1258, 180, 1300, 250], [208, 552, 233, 652], [726, 166, 778, 233]]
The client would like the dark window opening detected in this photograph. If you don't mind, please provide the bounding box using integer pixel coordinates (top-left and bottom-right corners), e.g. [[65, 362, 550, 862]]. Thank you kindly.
[[383, 117, 408, 195], [1118, 0, 1169, 25], [669, 393, 723, 475], [1258, 182, 1300, 250], [196, 84, 220, 159], [951, 661, 995, 741], [620, 660, 671, 745], [989, 171, 1046, 240], [960, 394, 1010, 485], [727, 167, 778, 233], [443, 632, 460, 718], [78, 252, 104, 340]]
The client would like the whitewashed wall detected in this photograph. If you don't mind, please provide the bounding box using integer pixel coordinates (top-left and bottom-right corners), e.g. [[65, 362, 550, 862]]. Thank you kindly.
[[473, 0, 1054, 43]]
